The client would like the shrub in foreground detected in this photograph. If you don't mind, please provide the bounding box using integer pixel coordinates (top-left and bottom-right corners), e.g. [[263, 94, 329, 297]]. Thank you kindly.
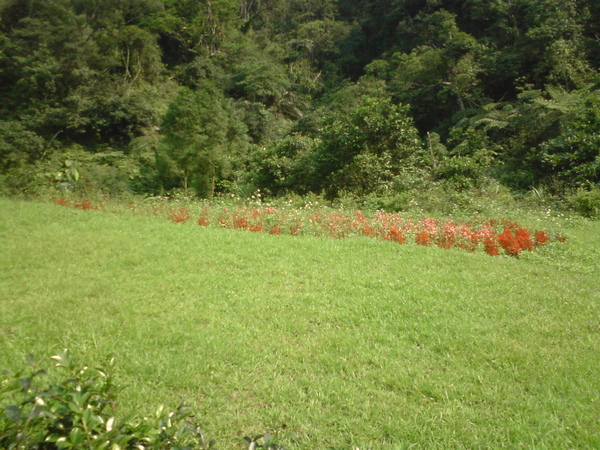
[[1, 352, 287, 449], [0, 351, 215, 449]]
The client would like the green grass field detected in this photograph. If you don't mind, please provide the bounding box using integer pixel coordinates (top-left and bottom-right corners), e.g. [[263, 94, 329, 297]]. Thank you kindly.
[[1, 198, 599, 448]]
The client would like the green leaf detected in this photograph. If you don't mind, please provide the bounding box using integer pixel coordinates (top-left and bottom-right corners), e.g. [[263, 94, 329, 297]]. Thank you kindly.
[[82, 406, 92, 428], [29, 402, 45, 420], [19, 377, 32, 390], [4, 405, 21, 422], [52, 349, 72, 369], [29, 397, 46, 420], [68, 401, 80, 413], [69, 427, 84, 445], [97, 441, 111, 450]]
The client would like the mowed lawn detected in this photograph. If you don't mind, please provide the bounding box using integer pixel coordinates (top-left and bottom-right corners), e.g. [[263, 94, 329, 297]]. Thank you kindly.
[[1, 198, 599, 448]]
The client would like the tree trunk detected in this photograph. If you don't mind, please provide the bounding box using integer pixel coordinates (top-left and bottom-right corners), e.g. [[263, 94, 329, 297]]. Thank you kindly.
[[208, 162, 215, 201]]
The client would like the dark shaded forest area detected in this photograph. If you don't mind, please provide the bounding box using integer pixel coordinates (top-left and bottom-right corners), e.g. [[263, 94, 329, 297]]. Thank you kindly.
[[1, 0, 599, 208]]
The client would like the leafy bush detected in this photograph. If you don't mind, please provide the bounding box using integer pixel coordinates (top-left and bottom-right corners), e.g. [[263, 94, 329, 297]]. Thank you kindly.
[[0, 350, 215, 449], [0, 351, 289, 449], [0, 121, 46, 174], [313, 95, 423, 199], [569, 187, 600, 219], [538, 94, 600, 188]]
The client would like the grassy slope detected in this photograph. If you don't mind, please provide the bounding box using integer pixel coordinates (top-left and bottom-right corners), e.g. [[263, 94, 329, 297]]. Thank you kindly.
[[1, 198, 599, 448]]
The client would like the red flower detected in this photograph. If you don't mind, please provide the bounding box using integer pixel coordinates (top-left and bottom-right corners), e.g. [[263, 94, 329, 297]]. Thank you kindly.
[[386, 228, 405, 244], [497, 227, 521, 256], [484, 236, 500, 256], [170, 207, 190, 223], [415, 231, 431, 246], [534, 230, 549, 246], [53, 197, 69, 207], [516, 228, 534, 251], [74, 200, 96, 210]]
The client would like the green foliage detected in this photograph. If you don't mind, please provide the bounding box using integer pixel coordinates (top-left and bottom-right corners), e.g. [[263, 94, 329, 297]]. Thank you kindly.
[[0, 0, 167, 148], [243, 433, 286, 450], [251, 82, 425, 200], [437, 127, 497, 190], [312, 90, 423, 198], [158, 85, 248, 198], [0, 143, 158, 198], [461, 86, 600, 191], [49, 148, 145, 197], [289, 18, 352, 71], [387, 9, 485, 130], [0, 350, 215, 449], [235, 101, 291, 146], [228, 58, 291, 108], [538, 93, 600, 186], [569, 186, 600, 218], [0, 120, 46, 172], [1, 0, 600, 200], [435, 156, 490, 191], [56, 159, 81, 191], [249, 133, 321, 196]]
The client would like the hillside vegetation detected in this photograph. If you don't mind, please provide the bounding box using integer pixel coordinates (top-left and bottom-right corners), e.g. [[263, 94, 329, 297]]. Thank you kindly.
[[0, 0, 599, 208]]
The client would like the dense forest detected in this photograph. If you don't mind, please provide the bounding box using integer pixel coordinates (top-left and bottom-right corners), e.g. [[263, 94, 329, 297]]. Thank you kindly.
[[1, 0, 599, 208]]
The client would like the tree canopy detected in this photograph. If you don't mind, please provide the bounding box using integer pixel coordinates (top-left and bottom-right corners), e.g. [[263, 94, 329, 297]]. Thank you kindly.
[[1, 0, 598, 199]]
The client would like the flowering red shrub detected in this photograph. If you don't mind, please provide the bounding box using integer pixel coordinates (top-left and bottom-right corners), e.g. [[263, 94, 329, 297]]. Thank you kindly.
[[361, 225, 374, 237], [483, 236, 500, 256], [52, 197, 564, 258], [385, 228, 405, 244], [197, 209, 210, 226], [535, 230, 549, 246], [217, 208, 231, 228], [191, 207, 563, 258], [516, 228, 534, 251], [497, 227, 521, 256], [233, 215, 249, 229], [170, 207, 190, 223], [290, 224, 301, 235], [437, 221, 458, 249], [53, 197, 69, 206], [415, 231, 430, 246]]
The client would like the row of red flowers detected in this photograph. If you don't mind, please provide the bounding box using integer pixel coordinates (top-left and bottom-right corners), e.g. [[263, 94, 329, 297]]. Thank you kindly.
[[53, 197, 564, 257], [192, 206, 560, 257]]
